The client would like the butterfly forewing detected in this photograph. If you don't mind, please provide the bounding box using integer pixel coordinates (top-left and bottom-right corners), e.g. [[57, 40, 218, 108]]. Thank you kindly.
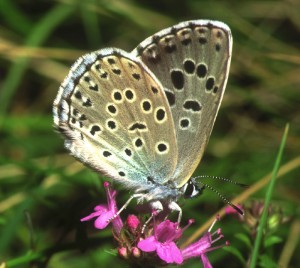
[[54, 48, 178, 189], [132, 20, 232, 187]]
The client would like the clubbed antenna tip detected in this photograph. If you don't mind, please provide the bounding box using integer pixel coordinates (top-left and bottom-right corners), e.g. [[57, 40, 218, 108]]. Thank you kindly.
[[231, 203, 244, 215]]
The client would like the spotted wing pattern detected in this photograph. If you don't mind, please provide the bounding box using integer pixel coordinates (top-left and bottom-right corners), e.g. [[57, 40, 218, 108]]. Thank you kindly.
[[53, 48, 178, 190]]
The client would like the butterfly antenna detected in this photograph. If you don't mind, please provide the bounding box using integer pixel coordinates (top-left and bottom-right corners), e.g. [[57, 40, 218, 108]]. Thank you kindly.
[[201, 183, 244, 215], [195, 175, 248, 188]]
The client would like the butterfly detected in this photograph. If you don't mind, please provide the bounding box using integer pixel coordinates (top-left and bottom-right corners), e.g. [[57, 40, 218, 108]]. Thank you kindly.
[[53, 20, 232, 221]]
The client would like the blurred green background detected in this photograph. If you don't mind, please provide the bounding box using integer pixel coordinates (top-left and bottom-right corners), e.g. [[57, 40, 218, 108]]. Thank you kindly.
[[0, 0, 299, 267]]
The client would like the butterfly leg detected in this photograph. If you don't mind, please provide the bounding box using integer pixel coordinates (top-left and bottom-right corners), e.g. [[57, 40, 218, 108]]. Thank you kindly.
[[108, 193, 144, 222], [141, 200, 164, 233], [141, 214, 154, 233], [168, 201, 182, 228]]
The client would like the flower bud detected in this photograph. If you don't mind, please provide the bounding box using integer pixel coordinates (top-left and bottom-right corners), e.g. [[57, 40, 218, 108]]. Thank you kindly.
[[126, 214, 140, 233], [118, 247, 128, 259], [132, 247, 141, 258]]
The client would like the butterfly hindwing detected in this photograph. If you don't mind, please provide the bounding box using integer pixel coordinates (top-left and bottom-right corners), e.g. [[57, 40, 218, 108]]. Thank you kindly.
[[53, 48, 178, 190]]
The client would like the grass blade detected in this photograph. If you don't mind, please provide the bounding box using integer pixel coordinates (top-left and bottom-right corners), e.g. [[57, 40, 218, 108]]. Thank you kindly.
[[249, 124, 289, 268]]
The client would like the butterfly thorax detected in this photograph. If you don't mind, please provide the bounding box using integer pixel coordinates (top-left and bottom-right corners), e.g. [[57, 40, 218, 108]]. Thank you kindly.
[[134, 179, 184, 202]]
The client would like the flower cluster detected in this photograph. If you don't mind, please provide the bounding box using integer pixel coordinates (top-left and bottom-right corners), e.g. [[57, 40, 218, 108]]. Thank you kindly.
[[81, 182, 229, 267]]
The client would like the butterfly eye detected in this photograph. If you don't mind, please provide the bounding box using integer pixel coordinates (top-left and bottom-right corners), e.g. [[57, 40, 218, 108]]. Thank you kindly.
[[183, 180, 203, 199]]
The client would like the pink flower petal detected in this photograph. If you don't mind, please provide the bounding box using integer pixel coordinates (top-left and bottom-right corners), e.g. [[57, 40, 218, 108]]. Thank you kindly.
[[156, 243, 173, 263], [155, 220, 181, 242], [156, 220, 173, 237], [157, 242, 183, 264], [181, 232, 212, 259], [80, 183, 123, 233], [80, 210, 105, 222], [94, 204, 108, 211], [138, 236, 158, 252], [170, 242, 184, 264], [94, 210, 114, 229], [201, 254, 213, 268], [81, 205, 108, 222]]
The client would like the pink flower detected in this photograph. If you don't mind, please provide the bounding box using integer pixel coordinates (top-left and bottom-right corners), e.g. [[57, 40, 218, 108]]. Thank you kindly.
[[181, 216, 229, 268], [81, 181, 123, 234], [138, 220, 184, 264]]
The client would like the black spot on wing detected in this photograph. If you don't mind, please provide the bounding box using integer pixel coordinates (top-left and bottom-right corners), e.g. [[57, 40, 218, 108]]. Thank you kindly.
[[135, 138, 143, 148], [112, 69, 121, 75], [125, 148, 132, 156], [157, 143, 167, 152], [164, 44, 176, 53], [103, 151, 112, 157], [156, 108, 166, 122], [83, 98, 92, 107], [199, 37, 207, 44], [151, 86, 158, 94], [79, 114, 87, 121], [206, 77, 215, 91], [129, 123, 147, 131], [107, 120, 117, 130], [108, 58, 116, 64], [142, 100, 151, 112], [132, 73, 141, 80], [119, 171, 125, 177], [113, 92, 122, 101], [89, 84, 99, 91], [183, 100, 202, 112], [171, 70, 184, 90], [125, 89, 134, 100], [165, 91, 175, 106], [184, 60, 195, 74], [108, 104, 117, 114], [196, 64, 207, 78], [180, 118, 190, 128], [90, 125, 101, 135], [74, 91, 82, 99], [100, 72, 108, 79]]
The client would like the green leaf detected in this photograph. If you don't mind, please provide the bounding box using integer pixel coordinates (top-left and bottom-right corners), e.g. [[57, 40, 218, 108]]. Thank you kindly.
[[223, 246, 246, 266], [235, 233, 252, 250], [258, 254, 277, 268], [263, 235, 283, 248]]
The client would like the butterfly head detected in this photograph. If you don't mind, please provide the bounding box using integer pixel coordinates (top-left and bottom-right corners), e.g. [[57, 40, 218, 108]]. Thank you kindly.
[[182, 178, 204, 199]]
